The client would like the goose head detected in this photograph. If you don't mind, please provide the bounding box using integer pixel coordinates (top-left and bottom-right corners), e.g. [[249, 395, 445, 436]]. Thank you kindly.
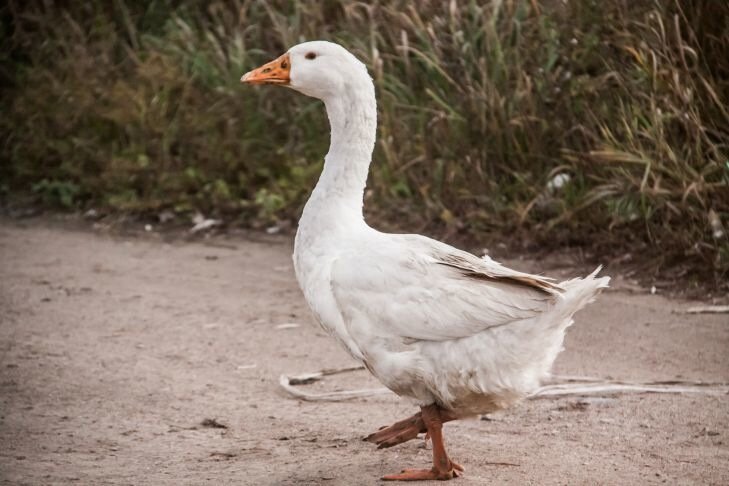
[[241, 41, 371, 101]]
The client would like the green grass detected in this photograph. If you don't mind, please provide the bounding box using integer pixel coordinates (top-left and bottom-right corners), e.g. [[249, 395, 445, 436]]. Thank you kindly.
[[1, 0, 727, 285]]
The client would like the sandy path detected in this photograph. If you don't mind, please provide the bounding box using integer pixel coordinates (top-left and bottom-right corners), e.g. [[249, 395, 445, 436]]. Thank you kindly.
[[0, 219, 727, 485]]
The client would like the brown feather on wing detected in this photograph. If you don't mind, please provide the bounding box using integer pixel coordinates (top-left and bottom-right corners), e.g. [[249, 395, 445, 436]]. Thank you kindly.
[[434, 253, 563, 295]]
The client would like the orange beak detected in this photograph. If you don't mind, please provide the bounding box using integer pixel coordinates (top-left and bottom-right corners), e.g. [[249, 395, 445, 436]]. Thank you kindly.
[[241, 53, 291, 85]]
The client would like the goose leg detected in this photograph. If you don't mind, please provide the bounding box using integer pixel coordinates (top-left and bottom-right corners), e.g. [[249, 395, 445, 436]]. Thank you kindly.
[[364, 412, 425, 448], [364, 407, 458, 449], [381, 404, 463, 481]]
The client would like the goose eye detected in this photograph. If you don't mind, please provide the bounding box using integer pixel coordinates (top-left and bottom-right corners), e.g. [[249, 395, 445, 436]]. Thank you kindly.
[[305, 52, 317, 60]]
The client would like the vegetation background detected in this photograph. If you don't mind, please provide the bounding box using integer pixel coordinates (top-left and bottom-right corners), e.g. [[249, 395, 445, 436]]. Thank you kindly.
[[1, 0, 727, 289]]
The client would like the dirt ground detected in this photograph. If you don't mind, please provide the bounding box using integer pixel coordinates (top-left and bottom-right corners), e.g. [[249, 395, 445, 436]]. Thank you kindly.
[[1, 217, 727, 485]]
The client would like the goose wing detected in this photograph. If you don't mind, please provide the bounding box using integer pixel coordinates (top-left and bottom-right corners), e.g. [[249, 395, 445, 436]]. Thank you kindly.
[[330, 234, 562, 343]]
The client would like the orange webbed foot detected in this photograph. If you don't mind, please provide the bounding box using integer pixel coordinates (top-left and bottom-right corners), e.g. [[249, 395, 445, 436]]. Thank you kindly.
[[382, 465, 461, 481], [363, 412, 425, 449]]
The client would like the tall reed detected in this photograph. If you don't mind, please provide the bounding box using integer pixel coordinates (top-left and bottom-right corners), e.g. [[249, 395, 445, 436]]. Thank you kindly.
[[2, 0, 727, 284]]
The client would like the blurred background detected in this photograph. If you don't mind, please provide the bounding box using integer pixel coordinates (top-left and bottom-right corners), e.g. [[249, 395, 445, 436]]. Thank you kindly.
[[1, 0, 727, 289]]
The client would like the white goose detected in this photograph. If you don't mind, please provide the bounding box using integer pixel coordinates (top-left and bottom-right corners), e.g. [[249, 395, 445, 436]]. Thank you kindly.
[[242, 41, 609, 481]]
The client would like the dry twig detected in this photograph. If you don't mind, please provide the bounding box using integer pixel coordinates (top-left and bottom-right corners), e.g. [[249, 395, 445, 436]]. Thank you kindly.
[[280, 367, 729, 402]]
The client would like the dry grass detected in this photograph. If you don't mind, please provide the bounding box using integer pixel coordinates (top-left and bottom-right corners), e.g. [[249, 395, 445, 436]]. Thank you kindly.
[[1, 0, 727, 285]]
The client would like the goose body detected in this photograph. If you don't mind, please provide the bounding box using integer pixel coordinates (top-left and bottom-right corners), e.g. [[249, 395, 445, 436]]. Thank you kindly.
[[295, 220, 606, 416], [243, 40, 609, 480]]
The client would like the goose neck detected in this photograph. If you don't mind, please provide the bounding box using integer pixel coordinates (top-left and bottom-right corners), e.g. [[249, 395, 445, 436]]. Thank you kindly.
[[307, 84, 377, 219]]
